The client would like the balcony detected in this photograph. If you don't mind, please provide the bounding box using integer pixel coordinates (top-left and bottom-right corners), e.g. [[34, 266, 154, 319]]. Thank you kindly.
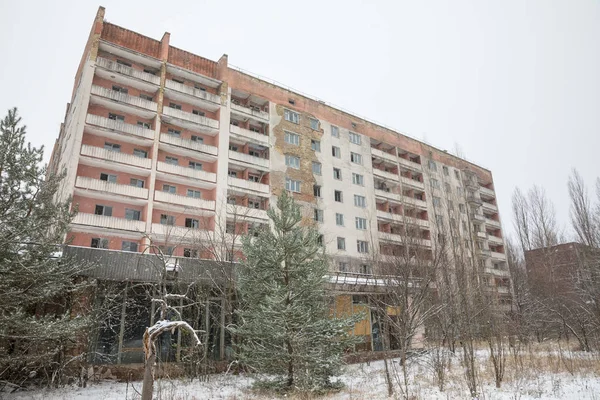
[[154, 190, 216, 211], [484, 267, 510, 277], [480, 186, 495, 198], [96, 57, 160, 85], [228, 176, 269, 194], [227, 206, 269, 221], [228, 150, 270, 169], [75, 176, 148, 199], [162, 107, 219, 132], [485, 218, 501, 229], [91, 85, 158, 112], [478, 248, 492, 257], [491, 251, 507, 261], [476, 231, 487, 239], [471, 212, 485, 222], [86, 114, 154, 140], [487, 234, 504, 245], [159, 133, 218, 157], [375, 189, 402, 203], [496, 286, 510, 294], [151, 223, 209, 241], [371, 148, 397, 163], [482, 201, 498, 213], [400, 176, 425, 190], [376, 210, 429, 228], [72, 213, 146, 232], [80, 145, 152, 169], [373, 168, 399, 182], [231, 102, 269, 122], [156, 161, 217, 183], [165, 79, 220, 104], [466, 193, 483, 205], [379, 231, 431, 247], [398, 157, 422, 171], [229, 125, 269, 146]]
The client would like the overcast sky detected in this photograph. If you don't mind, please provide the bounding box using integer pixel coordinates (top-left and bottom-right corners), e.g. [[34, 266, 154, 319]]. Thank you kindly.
[[1, 0, 598, 238]]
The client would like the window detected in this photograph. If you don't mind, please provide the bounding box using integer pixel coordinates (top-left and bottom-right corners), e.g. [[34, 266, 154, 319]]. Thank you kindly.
[[189, 161, 203, 170], [428, 160, 437, 171], [338, 262, 348, 272], [288, 98, 296, 105], [121, 241, 138, 252], [313, 185, 322, 197], [354, 195, 366, 208], [336, 213, 344, 226], [285, 154, 300, 169], [160, 214, 175, 225], [443, 166, 449, 176], [191, 135, 204, 143], [332, 146, 341, 158], [133, 149, 147, 158], [229, 144, 239, 152], [307, 118, 319, 130], [317, 235, 324, 246], [349, 131, 361, 145], [185, 218, 199, 228], [165, 156, 178, 165], [168, 128, 181, 137], [312, 162, 322, 175], [108, 113, 125, 122], [112, 85, 128, 94], [116, 59, 132, 67], [104, 142, 121, 152], [91, 238, 109, 249], [130, 178, 144, 188], [334, 190, 343, 203], [445, 183, 451, 193], [248, 174, 260, 182], [448, 200, 454, 211], [184, 248, 198, 258], [94, 205, 112, 217], [331, 125, 339, 137], [333, 168, 342, 180], [350, 152, 362, 164], [311, 139, 321, 152], [359, 264, 370, 274], [100, 173, 117, 183], [162, 184, 176, 194], [187, 189, 201, 198], [454, 170, 460, 179], [192, 109, 205, 116], [314, 209, 323, 223], [125, 209, 141, 221], [435, 215, 444, 225], [169, 102, 182, 110], [137, 121, 151, 129], [459, 203, 466, 213], [356, 217, 367, 230], [248, 199, 261, 209], [430, 178, 439, 189], [357, 240, 369, 253], [285, 178, 301, 193], [337, 237, 346, 250], [352, 173, 364, 186], [433, 196, 441, 207], [284, 109, 299, 124], [140, 94, 153, 101], [284, 131, 300, 145]]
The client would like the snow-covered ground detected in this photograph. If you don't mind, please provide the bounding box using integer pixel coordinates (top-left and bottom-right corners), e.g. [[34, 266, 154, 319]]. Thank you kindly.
[[5, 347, 600, 399]]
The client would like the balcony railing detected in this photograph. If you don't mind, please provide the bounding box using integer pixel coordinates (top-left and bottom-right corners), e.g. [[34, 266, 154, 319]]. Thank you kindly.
[[165, 79, 220, 104], [371, 148, 396, 163], [159, 133, 218, 156], [403, 195, 428, 209], [80, 145, 152, 169], [231, 102, 269, 121], [86, 114, 154, 140], [96, 57, 160, 85], [482, 201, 498, 212], [471, 212, 485, 222], [376, 210, 429, 228], [151, 223, 209, 240], [227, 176, 269, 194], [491, 251, 507, 261], [373, 168, 399, 182], [162, 107, 219, 130], [476, 231, 487, 239], [91, 85, 158, 112], [379, 231, 431, 247], [75, 176, 148, 199], [487, 234, 504, 245], [398, 157, 422, 170], [400, 176, 425, 190], [228, 150, 270, 169], [374, 189, 402, 202], [156, 161, 217, 183], [484, 267, 510, 277], [227, 205, 269, 220], [154, 190, 216, 211], [480, 186, 495, 198], [229, 125, 269, 145], [72, 213, 146, 232], [485, 218, 501, 229]]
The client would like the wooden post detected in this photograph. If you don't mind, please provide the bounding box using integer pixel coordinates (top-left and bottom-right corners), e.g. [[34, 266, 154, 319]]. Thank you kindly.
[[220, 298, 225, 360], [117, 282, 128, 364]]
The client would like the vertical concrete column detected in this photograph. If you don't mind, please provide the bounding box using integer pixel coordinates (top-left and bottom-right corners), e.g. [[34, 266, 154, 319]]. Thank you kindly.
[[213, 79, 231, 257], [143, 32, 170, 248]]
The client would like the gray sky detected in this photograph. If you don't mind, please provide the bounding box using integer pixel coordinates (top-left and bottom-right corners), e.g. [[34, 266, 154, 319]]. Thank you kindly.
[[1, 0, 598, 238]]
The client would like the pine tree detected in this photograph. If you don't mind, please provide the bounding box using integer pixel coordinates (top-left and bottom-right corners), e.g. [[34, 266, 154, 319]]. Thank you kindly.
[[0, 108, 89, 387], [234, 191, 361, 392]]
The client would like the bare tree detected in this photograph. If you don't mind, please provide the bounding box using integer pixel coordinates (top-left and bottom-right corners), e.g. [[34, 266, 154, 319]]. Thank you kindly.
[[568, 169, 599, 247]]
